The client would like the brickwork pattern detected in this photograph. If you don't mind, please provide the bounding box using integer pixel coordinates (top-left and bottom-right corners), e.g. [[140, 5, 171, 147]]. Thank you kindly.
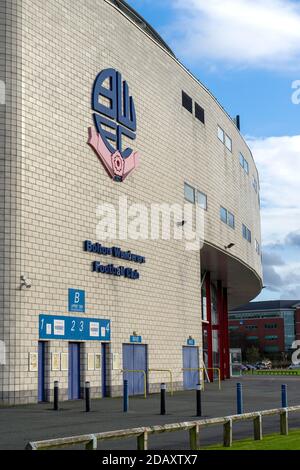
[[0, 0, 262, 403]]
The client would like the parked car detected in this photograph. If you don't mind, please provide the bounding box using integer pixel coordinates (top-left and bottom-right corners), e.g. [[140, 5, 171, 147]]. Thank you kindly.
[[256, 361, 272, 370], [240, 364, 248, 371], [288, 364, 300, 369], [246, 364, 257, 370]]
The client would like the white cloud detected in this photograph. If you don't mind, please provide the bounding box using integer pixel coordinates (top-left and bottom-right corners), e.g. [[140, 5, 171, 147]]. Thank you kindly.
[[248, 135, 300, 298], [166, 0, 300, 70], [248, 135, 300, 245]]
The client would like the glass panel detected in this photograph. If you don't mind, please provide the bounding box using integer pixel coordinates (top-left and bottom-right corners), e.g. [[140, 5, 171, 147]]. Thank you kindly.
[[281, 311, 296, 350], [202, 328, 209, 369], [242, 224, 246, 239], [211, 284, 218, 325], [239, 153, 244, 167], [253, 177, 258, 192], [244, 159, 249, 174], [197, 191, 207, 210], [228, 212, 235, 229], [220, 207, 227, 224], [184, 183, 195, 203], [225, 134, 232, 151], [212, 330, 220, 371], [218, 126, 224, 143], [201, 283, 207, 321]]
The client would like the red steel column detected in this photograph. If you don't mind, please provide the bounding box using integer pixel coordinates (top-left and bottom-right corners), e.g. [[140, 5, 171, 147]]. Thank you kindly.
[[223, 287, 230, 379], [205, 273, 213, 382], [217, 280, 224, 380]]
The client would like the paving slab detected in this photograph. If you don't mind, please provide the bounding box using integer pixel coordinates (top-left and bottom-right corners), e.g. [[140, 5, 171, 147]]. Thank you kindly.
[[1, 376, 300, 450]]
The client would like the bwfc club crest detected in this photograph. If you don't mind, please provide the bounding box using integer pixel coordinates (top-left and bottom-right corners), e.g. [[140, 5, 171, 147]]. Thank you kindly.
[[88, 68, 140, 182]]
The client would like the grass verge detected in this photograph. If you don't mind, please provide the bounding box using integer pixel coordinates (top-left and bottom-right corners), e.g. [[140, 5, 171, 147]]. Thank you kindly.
[[203, 430, 300, 450]]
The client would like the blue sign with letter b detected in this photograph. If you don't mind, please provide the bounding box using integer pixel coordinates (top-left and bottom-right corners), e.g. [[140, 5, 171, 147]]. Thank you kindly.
[[68, 289, 85, 313]]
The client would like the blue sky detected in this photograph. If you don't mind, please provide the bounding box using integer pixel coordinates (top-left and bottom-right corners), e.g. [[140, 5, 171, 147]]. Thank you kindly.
[[128, 0, 300, 301]]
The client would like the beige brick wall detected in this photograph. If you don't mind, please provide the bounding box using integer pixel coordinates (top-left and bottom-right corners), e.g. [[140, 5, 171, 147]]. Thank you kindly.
[[0, 0, 262, 403]]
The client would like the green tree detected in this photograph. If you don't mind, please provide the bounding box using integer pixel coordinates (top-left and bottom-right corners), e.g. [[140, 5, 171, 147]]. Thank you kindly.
[[245, 345, 260, 364]]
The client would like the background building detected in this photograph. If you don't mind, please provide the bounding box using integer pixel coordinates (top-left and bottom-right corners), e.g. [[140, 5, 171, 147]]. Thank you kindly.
[[229, 300, 300, 357], [0, 0, 262, 404]]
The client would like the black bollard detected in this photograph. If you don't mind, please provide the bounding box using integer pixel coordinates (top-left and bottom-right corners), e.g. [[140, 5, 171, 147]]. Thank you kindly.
[[281, 384, 288, 408], [160, 383, 166, 415], [85, 381, 91, 412], [123, 380, 129, 413], [54, 381, 59, 411], [196, 384, 202, 417]]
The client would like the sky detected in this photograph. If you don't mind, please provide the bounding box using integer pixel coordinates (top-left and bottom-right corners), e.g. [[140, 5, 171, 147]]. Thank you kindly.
[[127, 0, 300, 302]]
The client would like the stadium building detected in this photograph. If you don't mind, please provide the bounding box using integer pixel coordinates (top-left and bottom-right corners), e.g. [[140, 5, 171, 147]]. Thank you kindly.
[[0, 0, 262, 404]]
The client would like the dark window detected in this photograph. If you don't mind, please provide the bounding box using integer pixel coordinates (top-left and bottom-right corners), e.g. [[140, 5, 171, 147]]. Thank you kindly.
[[242, 224, 251, 243], [195, 102, 205, 124], [182, 91, 193, 113]]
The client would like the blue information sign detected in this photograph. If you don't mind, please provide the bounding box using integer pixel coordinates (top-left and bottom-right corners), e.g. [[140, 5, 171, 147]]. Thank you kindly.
[[68, 289, 85, 313], [187, 338, 195, 346], [130, 335, 142, 344], [39, 315, 110, 341]]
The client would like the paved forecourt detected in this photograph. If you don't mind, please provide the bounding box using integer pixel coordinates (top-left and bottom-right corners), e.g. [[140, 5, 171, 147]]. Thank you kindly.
[[1, 376, 300, 450]]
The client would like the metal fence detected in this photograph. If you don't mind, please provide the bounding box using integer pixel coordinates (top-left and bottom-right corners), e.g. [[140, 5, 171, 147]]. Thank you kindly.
[[26, 405, 300, 450]]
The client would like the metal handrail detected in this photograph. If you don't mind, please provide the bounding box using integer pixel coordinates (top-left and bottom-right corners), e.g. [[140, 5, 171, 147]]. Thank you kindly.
[[148, 369, 174, 396], [182, 367, 221, 391], [26, 405, 300, 450], [201, 367, 221, 391], [120, 369, 147, 399]]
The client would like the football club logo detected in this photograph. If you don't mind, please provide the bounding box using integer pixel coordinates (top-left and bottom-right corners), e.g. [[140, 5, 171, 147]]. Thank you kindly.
[[88, 68, 140, 182]]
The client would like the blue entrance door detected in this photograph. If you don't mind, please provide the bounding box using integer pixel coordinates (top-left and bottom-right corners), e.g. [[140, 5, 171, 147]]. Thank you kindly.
[[68, 343, 81, 400], [38, 342, 46, 402], [123, 344, 147, 396], [183, 346, 199, 390], [102, 343, 108, 398]]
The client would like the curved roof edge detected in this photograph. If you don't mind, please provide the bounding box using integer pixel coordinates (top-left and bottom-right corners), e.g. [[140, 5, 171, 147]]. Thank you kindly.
[[109, 0, 175, 57]]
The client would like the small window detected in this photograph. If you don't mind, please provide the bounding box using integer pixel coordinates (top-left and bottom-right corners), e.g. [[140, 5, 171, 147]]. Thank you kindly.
[[184, 183, 195, 203], [220, 207, 227, 224], [239, 153, 249, 174], [197, 191, 207, 210], [225, 134, 232, 152], [253, 176, 258, 193], [255, 240, 261, 255], [265, 335, 278, 340], [228, 211, 235, 229], [242, 224, 251, 243], [218, 126, 225, 143], [195, 102, 205, 124], [239, 153, 244, 167], [221, 207, 235, 229], [265, 323, 277, 329], [182, 91, 193, 113]]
